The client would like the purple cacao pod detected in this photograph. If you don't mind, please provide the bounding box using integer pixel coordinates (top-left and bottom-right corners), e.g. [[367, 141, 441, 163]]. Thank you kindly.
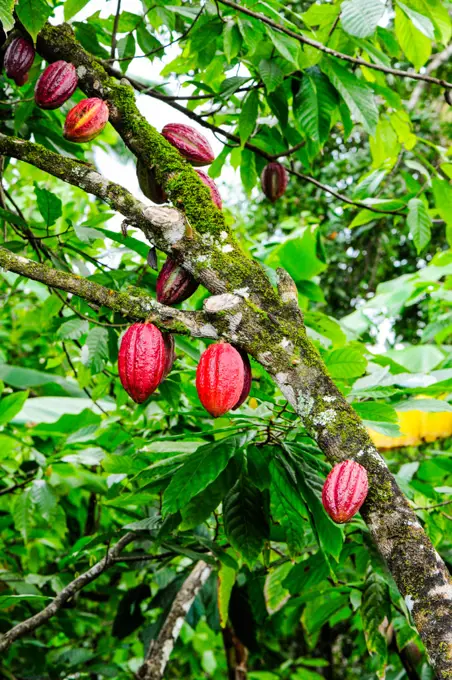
[[261, 162, 288, 202], [64, 98, 109, 143], [162, 123, 215, 166], [35, 60, 78, 110], [232, 349, 252, 410], [156, 257, 199, 306], [136, 158, 167, 204], [4, 37, 35, 86], [118, 322, 170, 404], [195, 169, 222, 210], [322, 460, 368, 524], [196, 343, 245, 418]]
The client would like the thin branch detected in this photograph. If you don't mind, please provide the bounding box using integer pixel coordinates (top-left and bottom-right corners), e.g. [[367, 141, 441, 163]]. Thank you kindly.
[[110, 0, 122, 61], [0, 532, 135, 652], [0, 246, 207, 337], [136, 561, 212, 680], [408, 44, 452, 110], [217, 0, 452, 90], [0, 474, 36, 497], [413, 498, 452, 511]]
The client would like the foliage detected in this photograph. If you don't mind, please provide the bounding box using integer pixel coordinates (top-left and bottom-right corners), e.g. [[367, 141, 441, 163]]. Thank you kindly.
[[0, 0, 451, 678]]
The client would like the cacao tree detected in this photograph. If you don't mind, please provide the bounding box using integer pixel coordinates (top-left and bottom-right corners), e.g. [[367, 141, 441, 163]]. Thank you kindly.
[[0, 0, 451, 679]]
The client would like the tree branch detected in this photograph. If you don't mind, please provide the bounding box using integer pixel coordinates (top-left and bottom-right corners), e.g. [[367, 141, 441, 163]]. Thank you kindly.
[[0, 246, 211, 338], [217, 0, 452, 90], [136, 560, 212, 680], [408, 44, 452, 110], [0, 532, 135, 652]]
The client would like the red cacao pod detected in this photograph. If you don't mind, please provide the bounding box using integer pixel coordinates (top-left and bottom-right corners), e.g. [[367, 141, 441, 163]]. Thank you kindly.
[[162, 333, 175, 380], [136, 158, 167, 204], [35, 60, 78, 110], [196, 343, 245, 418], [162, 123, 215, 166], [156, 257, 199, 306], [232, 349, 252, 410], [322, 460, 368, 524], [118, 322, 168, 403], [195, 169, 222, 210], [260, 162, 288, 202], [4, 38, 35, 86], [64, 98, 109, 143]]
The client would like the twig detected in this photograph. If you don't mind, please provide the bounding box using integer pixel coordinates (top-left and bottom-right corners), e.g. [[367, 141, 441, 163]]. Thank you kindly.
[[413, 498, 452, 511], [0, 532, 135, 652], [408, 44, 452, 110], [0, 474, 36, 497], [110, 0, 122, 61], [217, 0, 452, 90], [136, 560, 212, 680]]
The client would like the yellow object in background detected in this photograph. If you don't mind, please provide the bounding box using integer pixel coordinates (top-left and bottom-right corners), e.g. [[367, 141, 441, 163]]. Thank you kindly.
[[367, 396, 452, 449]]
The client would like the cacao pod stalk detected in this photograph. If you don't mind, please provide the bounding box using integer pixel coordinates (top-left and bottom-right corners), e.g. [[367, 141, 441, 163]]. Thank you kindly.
[[321, 460, 368, 524], [4, 37, 35, 86], [261, 162, 288, 202], [232, 349, 252, 410], [35, 60, 78, 110], [156, 257, 199, 306], [162, 123, 215, 166], [195, 169, 222, 210], [64, 98, 109, 143], [136, 158, 167, 204], [118, 322, 169, 403], [196, 343, 245, 417]]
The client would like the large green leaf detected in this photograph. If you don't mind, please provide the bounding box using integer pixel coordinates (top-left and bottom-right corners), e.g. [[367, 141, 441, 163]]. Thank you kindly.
[[325, 347, 367, 379], [341, 0, 386, 38], [395, 4, 432, 68], [0, 391, 29, 426], [295, 67, 338, 144], [270, 458, 307, 555], [16, 0, 52, 41], [0, 0, 15, 31], [163, 432, 255, 515], [407, 198, 432, 253], [0, 364, 85, 398], [34, 184, 62, 227], [223, 475, 269, 566], [64, 0, 91, 20], [361, 570, 389, 677], [239, 90, 259, 145], [266, 225, 327, 282], [322, 58, 378, 135]]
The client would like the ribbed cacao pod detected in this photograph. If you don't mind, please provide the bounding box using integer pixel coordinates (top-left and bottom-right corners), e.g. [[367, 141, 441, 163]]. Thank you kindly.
[[162, 333, 175, 379], [156, 257, 199, 306], [196, 343, 245, 417], [64, 98, 109, 143], [162, 123, 215, 166], [35, 60, 78, 110], [195, 169, 222, 210], [136, 158, 167, 204], [232, 349, 252, 410], [261, 162, 288, 202], [322, 460, 368, 524], [118, 322, 169, 403], [4, 37, 35, 86]]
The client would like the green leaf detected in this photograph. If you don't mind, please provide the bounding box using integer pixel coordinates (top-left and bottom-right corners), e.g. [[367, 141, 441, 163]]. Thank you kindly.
[[223, 476, 268, 566], [0, 390, 29, 426], [12, 488, 33, 542], [239, 90, 259, 145], [270, 458, 307, 555], [223, 20, 242, 62], [407, 198, 432, 253], [83, 326, 109, 374], [397, 1, 435, 38], [136, 24, 162, 56], [0, 0, 15, 31], [352, 401, 398, 423], [283, 552, 329, 595], [264, 562, 291, 615], [64, 0, 91, 21], [295, 456, 344, 560], [325, 347, 367, 379], [16, 0, 52, 42], [341, 0, 386, 38], [266, 27, 300, 67], [322, 58, 378, 136], [395, 4, 431, 68], [30, 480, 57, 518], [305, 312, 346, 346], [180, 461, 236, 529], [57, 318, 89, 340], [258, 59, 285, 94], [240, 148, 257, 195], [163, 432, 255, 515], [361, 570, 389, 677], [34, 184, 62, 228], [432, 178, 452, 245], [295, 68, 338, 144], [218, 557, 237, 627], [117, 33, 136, 74]]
